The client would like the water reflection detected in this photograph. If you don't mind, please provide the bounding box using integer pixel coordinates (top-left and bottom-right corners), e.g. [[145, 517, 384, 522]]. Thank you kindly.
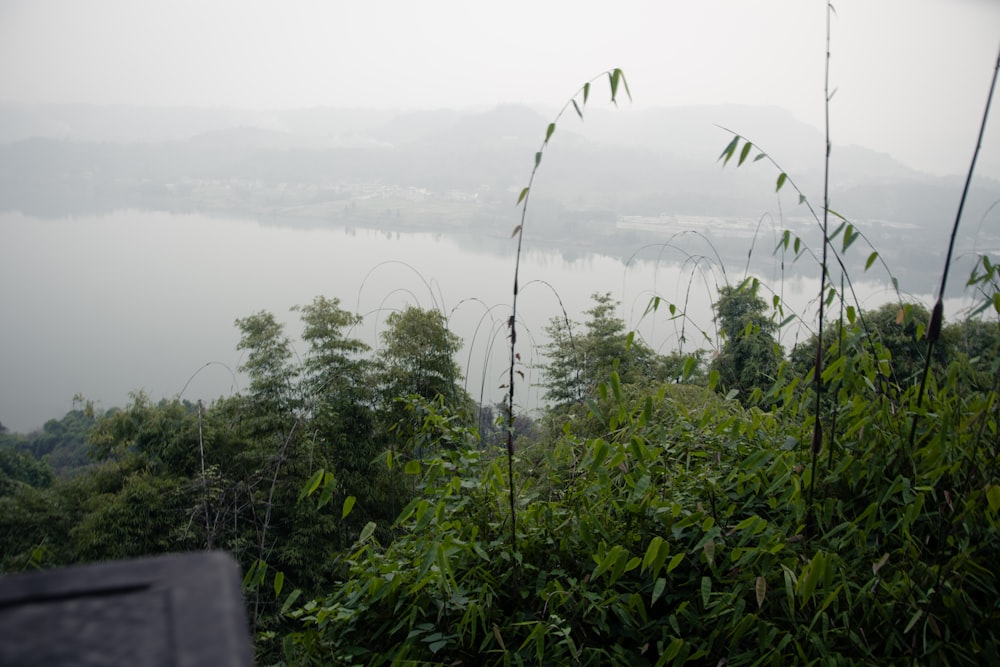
[[0, 210, 972, 433]]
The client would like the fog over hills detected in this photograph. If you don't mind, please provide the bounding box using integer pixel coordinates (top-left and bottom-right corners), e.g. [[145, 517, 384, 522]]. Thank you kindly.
[[1, 101, 997, 282]]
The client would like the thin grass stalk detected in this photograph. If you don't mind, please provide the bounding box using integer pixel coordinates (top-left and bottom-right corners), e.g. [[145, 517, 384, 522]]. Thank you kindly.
[[806, 2, 833, 532], [506, 70, 628, 555]]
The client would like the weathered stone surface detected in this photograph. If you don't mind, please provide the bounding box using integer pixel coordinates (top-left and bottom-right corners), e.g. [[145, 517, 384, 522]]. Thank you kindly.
[[0, 552, 251, 667]]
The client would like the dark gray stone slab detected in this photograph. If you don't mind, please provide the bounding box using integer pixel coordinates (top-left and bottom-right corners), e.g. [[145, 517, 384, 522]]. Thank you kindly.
[[0, 552, 252, 667]]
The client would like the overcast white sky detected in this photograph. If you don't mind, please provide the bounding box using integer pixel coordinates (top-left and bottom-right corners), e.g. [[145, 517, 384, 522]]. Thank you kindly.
[[0, 0, 998, 175]]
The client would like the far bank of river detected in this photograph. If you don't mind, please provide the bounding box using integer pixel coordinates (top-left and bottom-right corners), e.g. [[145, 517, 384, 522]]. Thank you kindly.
[[0, 209, 966, 434]]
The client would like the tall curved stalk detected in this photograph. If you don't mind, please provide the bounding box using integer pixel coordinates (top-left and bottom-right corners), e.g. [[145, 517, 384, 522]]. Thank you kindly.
[[907, 44, 1000, 454], [505, 69, 630, 554]]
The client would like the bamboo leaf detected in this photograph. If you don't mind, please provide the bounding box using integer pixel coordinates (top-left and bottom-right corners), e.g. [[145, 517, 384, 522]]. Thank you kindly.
[[300, 468, 324, 500], [583, 81, 590, 104], [708, 369, 720, 391], [754, 152, 766, 162], [667, 553, 684, 573], [405, 459, 422, 475], [700, 576, 712, 608], [775, 172, 788, 192], [651, 577, 667, 605], [987, 485, 1000, 513], [534, 151, 542, 168], [516, 187, 529, 205], [511, 225, 522, 238], [719, 135, 740, 165], [872, 553, 890, 575], [493, 624, 506, 651], [682, 355, 696, 381], [738, 141, 752, 166], [842, 224, 859, 252], [617, 68, 632, 101], [273, 570, 284, 597], [571, 98, 583, 119], [865, 251, 879, 271], [342, 495, 356, 519], [643, 536, 665, 573], [545, 122, 556, 144], [755, 576, 767, 608], [317, 472, 335, 509], [359, 521, 376, 543], [279, 588, 302, 615]]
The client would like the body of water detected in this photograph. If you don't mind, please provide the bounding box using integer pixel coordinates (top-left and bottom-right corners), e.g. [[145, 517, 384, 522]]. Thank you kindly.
[[0, 209, 963, 433]]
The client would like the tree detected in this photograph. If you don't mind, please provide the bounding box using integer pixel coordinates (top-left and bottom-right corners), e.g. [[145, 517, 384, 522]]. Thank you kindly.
[[376, 306, 466, 410], [710, 283, 783, 401], [374, 305, 473, 463], [295, 296, 384, 545], [541, 292, 673, 410], [235, 310, 300, 436]]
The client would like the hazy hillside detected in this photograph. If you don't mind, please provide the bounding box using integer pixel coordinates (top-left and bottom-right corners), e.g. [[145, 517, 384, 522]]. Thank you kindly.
[[1, 102, 997, 277]]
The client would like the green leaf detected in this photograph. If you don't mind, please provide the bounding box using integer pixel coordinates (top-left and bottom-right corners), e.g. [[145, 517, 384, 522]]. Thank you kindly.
[[798, 193, 807, 205], [754, 152, 766, 162], [405, 459, 422, 475], [708, 369, 720, 391], [516, 187, 529, 205], [775, 172, 787, 192], [682, 355, 696, 381], [616, 68, 632, 101], [317, 472, 335, 509], [652, 577, 667, 606], [300, 468, 324, 500], [583, 81, 590, 104], [279, 588, 302, 615], [342, 495, 356, 519], [545, 122, 556, 144], [842, 224, 859, 252], [571, 99, 583, 119], [534, 151, 542, 168], [700, 576, 712, 608], [799, 551, 826, 601], [667, 553, 684, 573], [273, 570, 285, 597], [703, 538, 716, 565], [643, 536, 665, 573], [359, 521, 376, 543], [865, 251, 879, 271], [738, 141, 752, 166], [719, 136, 740, 165], [987, 485, 1000, 513]]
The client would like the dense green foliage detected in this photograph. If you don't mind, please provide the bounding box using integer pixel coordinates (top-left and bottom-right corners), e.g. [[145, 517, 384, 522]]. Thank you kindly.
[[3, 266, 998, 667], [710, 283, 783, 403], [275, 303, 1000, 664]]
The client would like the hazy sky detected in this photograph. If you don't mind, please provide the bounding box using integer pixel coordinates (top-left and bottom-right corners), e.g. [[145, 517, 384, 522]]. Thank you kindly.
[[1, 0, 998, 174]]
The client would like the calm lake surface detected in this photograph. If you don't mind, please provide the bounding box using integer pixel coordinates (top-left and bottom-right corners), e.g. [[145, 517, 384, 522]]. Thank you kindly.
[[0, 209, 958, 433]]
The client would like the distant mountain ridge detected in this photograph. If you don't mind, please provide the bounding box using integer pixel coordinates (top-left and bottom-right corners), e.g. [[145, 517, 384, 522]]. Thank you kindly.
[[0, 102, 996, 245]]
